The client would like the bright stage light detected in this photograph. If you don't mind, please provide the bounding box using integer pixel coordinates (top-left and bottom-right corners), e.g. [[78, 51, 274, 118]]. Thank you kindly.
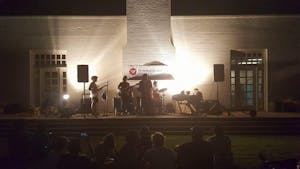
[[162, 47, 210, 94], [63, 94, 70, 100]]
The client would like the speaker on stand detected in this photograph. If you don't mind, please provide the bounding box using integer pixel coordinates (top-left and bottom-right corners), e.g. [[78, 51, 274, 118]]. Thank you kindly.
[[77, 65, 89, 117], [213, 64, 227, 115], [213, 64, 224, 101]]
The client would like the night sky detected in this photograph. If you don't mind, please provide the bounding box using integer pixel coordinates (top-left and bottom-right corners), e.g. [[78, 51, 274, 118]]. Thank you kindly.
[[0, 0, 300, 15]]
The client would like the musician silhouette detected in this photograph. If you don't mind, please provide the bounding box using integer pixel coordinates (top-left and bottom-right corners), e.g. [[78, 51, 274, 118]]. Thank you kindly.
[[191, 88, 206, 115], [152, 81, 162, 114], [193, 88, 204, 102], [118, 76, 131, 115], [89, 76, 99, 116], [138, 74, 153, 115]]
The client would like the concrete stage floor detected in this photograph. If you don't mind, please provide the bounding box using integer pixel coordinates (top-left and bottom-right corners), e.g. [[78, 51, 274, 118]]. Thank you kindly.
[[1, 111, 300, 136]]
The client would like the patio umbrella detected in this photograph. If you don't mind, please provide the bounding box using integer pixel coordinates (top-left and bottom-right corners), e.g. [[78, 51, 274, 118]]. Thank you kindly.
[[128, 73, 174, 80]]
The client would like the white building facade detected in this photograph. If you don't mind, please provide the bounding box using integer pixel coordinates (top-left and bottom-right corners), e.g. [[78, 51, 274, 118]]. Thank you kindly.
[[0, 0, 299, 112]]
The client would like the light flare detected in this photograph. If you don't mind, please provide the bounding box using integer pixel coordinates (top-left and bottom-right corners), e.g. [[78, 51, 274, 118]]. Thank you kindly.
[[161, 47, 210, 95]]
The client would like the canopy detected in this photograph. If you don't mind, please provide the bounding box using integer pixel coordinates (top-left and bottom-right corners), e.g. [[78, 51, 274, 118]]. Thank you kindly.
[[128, 73, 174, 80]]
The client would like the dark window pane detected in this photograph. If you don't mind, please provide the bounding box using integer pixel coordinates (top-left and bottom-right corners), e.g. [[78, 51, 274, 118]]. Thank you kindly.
[[52, 72, 58, 78], [63, 72, 67, 78], [247, 78, 253, 84], [52, 79, 58, 84], [240, 78, 246, 84], [45, 72, 50, 77], [240, 70, 246, 77], [247, 71, 253, 77]]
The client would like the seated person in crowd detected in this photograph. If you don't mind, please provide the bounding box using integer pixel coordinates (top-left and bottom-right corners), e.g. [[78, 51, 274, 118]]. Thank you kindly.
[[208, 125, 234, 169], [94, 133, 117, 169], [142, 132, 176, 169], [177, 126, 213, 169], [57, 138, 94, 169], [119, 130, 140, 169]]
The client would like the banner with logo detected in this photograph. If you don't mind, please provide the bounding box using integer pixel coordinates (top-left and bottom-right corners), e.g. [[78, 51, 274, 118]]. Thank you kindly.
[[126, 61, 174, 80]]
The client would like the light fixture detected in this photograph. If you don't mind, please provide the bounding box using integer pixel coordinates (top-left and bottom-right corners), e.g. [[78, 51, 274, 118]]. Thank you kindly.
[[63, 94, 70, 100]]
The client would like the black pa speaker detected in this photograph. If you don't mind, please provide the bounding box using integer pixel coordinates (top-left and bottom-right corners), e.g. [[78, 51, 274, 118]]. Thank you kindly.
[[214, 64, 224, 82], [77, 65, 89, 82]]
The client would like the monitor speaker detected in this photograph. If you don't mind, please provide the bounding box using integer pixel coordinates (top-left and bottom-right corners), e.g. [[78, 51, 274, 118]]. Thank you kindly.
[[77, 65, 89, 82], [214, 64, 224, 82]]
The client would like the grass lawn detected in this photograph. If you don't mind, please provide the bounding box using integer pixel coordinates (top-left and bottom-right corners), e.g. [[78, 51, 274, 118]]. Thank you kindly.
[[94, 135, 300, 169]]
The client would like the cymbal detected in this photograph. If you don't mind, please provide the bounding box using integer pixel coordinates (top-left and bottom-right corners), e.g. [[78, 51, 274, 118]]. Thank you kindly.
[[159, 88, 167, 92]]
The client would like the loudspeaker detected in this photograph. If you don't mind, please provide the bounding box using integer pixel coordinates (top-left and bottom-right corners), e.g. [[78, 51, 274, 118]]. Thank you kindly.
[[77, 65, 89, 82], [214, 64, 224, 82]]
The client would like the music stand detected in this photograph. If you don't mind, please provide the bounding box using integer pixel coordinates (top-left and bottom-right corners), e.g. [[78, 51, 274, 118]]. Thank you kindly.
[[104, 81, 109, 116], [159, 88, 167, 113], [82, 82, 87, 118]]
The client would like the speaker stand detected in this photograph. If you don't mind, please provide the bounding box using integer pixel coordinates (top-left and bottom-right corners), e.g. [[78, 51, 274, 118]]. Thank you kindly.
[[82, 82, 87, 118], [216, 82, 219, 103]]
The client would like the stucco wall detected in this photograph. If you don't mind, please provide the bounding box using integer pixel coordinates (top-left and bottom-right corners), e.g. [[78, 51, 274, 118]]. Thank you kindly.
[[171, 15, 300, 108], [0, 16, 126, 111]]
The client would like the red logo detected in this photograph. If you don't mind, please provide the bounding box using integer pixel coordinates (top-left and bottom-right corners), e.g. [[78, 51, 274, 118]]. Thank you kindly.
[[129, 68, 137, 75]]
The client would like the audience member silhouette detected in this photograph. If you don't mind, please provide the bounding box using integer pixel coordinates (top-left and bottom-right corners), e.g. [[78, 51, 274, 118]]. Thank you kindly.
[[8, 120, 32, 169], [31, 123, 50, 159], [177, 126, 213, 169], [57, 138, 94, 169], [152, 81, 162, 114], [89, 75, 100, 116], [118, 75, 131, 115], [139, 127, 152, 155], [208, 125, 234, 169], [94, 133, 117, 169], [142, 132, 176, 169], [31, 136, 69, 169], [119, 130, 140, 169]]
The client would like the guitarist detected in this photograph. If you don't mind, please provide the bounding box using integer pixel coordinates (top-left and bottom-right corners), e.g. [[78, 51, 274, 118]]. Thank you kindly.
[[89, 76, 105, 116], [118, 76, 131, 115]]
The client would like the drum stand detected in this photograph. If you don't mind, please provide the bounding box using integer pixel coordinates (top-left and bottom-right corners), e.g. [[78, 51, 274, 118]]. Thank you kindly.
[[161, 92, 166, 113]]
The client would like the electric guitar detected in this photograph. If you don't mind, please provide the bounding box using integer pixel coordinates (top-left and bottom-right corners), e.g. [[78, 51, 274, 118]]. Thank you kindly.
[[90, 84, 107, 98], [119, 83, 139, 96]]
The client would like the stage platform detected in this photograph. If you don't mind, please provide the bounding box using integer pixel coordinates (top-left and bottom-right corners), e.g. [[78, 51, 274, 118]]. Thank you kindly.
[[0, 111, 300, 137], [1, 110, 300, 119]]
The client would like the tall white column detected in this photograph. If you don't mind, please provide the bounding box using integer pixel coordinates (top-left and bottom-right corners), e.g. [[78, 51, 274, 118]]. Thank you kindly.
[[124, 0, 175, 71]]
